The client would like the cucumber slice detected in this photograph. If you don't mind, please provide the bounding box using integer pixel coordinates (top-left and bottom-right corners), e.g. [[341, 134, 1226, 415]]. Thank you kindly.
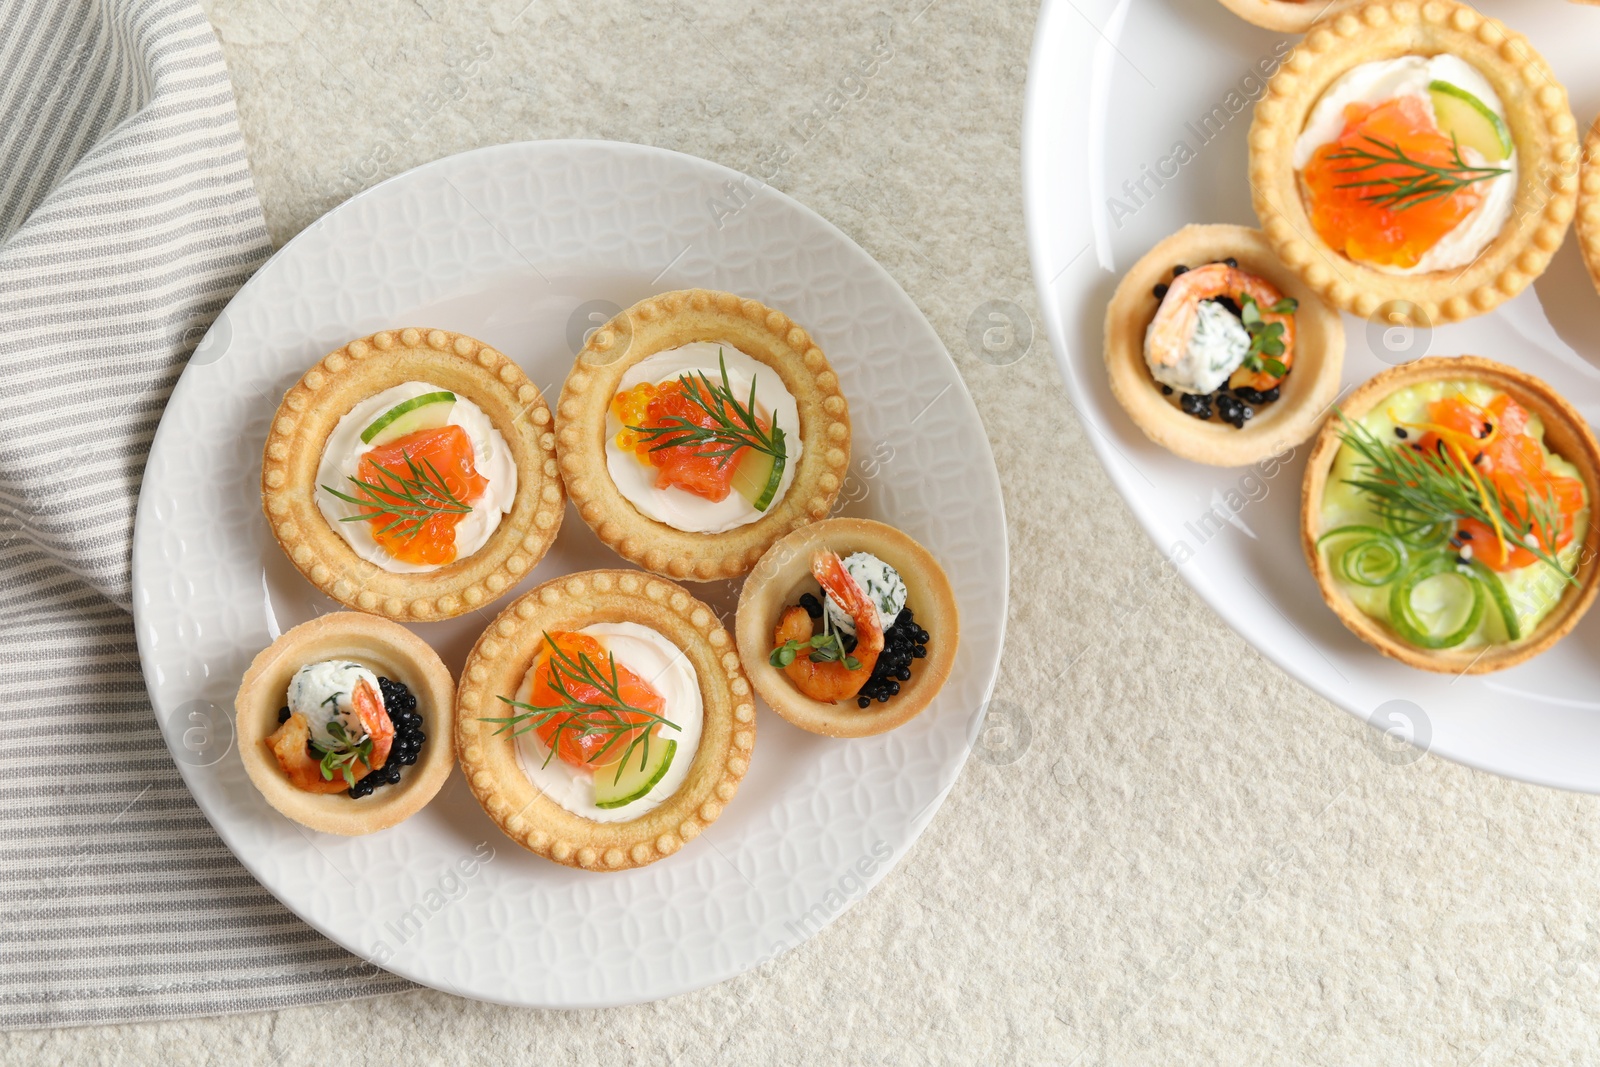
[[1468, 559, 1521, 642], [593, 738, 676, 810], [1428, 80, 1513, 163], [361, 391, 456, 445], [731, 449, 784, 511], [1389, 553, 1484, 650]]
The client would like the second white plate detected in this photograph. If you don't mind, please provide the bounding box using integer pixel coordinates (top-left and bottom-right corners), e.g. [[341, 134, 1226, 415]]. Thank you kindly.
[[1025, 0, 1600, 791]]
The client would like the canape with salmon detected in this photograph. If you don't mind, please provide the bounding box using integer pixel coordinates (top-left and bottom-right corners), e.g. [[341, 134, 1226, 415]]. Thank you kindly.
[[261, 328, 564, 622], [737, 518, 958, 739], [1579, 109, 1600, 298], [1249, 0, 1578, 324], [454, 570, 753, 871], [1104, 224, 1344, 467], [554, 290, 850, 582], [1302, 357, 1600, 674], [236, 613, 456, 835], [1215, 0, 1360, 33]]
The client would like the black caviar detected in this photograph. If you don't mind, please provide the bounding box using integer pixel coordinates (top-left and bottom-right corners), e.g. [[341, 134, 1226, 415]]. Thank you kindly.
[[1233, 385, 1280, 406], [1173, 383, 1279, 429], [1157, 259, 1288, 430], [348, 677, 426, 799], [855, 608, 929, 709], [1179, 391, 1213, 420]]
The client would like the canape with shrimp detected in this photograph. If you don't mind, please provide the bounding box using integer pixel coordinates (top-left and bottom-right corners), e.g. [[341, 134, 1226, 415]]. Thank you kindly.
[[737, 518, 958, 739], [1104, 224, 1343, 467], [235, 613, 456, 835]]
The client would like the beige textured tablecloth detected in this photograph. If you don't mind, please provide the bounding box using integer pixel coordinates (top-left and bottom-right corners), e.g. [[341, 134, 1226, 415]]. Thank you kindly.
[[10, 0, 1600, 1062]]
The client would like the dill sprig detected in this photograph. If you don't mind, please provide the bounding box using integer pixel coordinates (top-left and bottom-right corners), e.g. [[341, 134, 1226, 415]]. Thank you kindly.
[[1325, 134, 1509, 212], [627, 350, 787, 469], [478, 633, 680, 784], [310, 720, 373, 788], [321, 450, 473, 540], [1335, 411, 1574, 584]]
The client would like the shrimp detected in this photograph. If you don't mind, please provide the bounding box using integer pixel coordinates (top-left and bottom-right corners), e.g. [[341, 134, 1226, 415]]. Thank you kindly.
[[351, 678, 394, 770], [772, 551, 884, 703], [265, 679, 393, 793], [1144, 262, 1296, 391]]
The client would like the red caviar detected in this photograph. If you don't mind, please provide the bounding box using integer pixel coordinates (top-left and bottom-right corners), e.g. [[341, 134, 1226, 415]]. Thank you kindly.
[[612, 379, 770, 503], [358, 425, 487, 566], [1301, 96, 1486, 270]]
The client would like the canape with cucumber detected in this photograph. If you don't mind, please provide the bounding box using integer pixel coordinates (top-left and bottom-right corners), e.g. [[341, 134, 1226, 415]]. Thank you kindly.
[[1317, 380, 1587, 652], [478, 630, 688, 815], [611, 351, 787, 512]]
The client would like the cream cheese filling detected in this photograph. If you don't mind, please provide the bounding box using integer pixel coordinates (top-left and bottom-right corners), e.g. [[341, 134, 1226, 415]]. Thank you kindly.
[[315, 381, 517, 574], [287, 659, 383, 748], [511, 622, 702, 823], [604, 341, 803, 534], [1293, 54, 1517, 276]]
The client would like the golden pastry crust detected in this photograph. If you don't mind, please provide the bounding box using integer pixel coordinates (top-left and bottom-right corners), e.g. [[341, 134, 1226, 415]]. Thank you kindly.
[[1579, 110, 1600, 296], [1301, 356, 1600, 674], [1248, 0, 1580, 325], [736, 518, 958, 738], [1105, 224, 1344, 467], [453, 570, 754, 871], [1216, 0, 1361, 33], [261, 328, 564, 623], [235, 613, 456, 835], [554, 289, 850, 582]]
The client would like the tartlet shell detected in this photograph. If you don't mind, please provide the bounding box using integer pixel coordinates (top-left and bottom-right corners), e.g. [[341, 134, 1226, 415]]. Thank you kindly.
[[452, 569, 754, 872], [1216, 0, 1361, 32], [1300, 356, 1600, 674], [736, 518, 958, 738], [1105, 224, 1344, 467], [235, 612, 456, 835], [1248, 0, 1580, 325], [1579, 109, 1600, 296], [261, 327, 564, 622], [554, 289, 851, 582]]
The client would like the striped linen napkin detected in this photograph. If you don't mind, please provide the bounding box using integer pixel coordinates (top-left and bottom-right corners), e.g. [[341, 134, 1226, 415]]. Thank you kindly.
[[0, 0, 411, 1028]]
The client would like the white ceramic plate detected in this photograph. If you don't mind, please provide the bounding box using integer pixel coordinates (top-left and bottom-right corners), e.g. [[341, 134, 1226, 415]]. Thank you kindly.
[[132, 141, 1006, 1006], [1025, 1, 1600, 790]]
